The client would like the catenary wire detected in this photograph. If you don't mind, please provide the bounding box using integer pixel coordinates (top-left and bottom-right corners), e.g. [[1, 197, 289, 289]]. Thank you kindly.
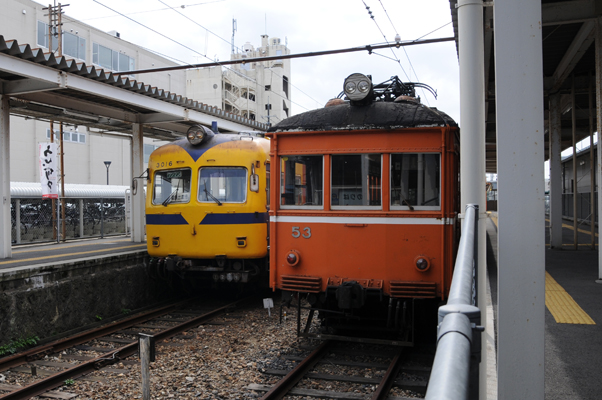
[[89, 0, 313, 116]]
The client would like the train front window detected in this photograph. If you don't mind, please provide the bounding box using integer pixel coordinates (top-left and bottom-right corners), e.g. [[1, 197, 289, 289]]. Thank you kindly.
[[391, 153, 440, 210], [198, 167, 247, 204], [280, 155, 323, 208], [152, 169, 192, 205], [331, 154, 381, 208]]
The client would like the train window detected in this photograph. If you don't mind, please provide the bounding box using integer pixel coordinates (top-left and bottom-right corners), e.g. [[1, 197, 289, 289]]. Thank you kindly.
[[152, 169, 192, 205], [331, 154, 382, 208], [280, 156, 323, 208], [198, 167, 247, 204], [390, 153, 440, 210]]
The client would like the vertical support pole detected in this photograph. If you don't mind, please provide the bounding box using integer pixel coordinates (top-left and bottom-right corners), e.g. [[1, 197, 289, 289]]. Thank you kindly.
[[79, 198, 84, 239], [589, 73, 596, 249], [494, 1, 545, 398], [572, 80, 578, 249], [457, 0, 487, 397], [139, 334, 151, 400], [16, 199, 21, 245], [596, 17, 602, 282], [60, 122, 66, 242], [100, 198, 104, 239], [0, 95, 11, 258], [549, 94, 563, 249], [131, 122, 145, 242]]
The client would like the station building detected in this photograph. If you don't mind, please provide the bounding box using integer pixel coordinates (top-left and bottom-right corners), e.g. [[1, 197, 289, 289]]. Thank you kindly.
[[1, 0, 291, 186]]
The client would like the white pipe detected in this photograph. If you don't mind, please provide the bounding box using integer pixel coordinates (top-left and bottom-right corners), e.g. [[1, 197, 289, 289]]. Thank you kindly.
[[457, 0, 487, 398]]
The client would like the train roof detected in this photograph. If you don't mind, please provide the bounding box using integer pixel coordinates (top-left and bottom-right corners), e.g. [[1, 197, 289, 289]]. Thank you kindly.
[[268, 101, 457, 133], [154, 132, 268, 162]]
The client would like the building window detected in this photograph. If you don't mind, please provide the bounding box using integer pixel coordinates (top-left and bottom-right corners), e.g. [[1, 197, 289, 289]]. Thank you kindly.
[[144, 144, 157, 163], [46, 129, 86, 144], [37, 21, 85, 60], [92, 42, 135, 74], [283, 75, 289, 98], [265, 85, 271, 91]]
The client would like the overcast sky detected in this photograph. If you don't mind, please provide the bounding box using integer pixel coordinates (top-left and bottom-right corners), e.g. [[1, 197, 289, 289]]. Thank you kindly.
[[62, 0, 459, 122]]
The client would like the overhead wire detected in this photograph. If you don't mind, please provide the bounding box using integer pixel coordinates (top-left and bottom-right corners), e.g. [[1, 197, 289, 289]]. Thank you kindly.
[[361, 0, 431, 105], [90, 0, 314, 115], [377, 0, 420, 83], [156, 0, 318, 112], [76, 0, 226, 21], [360, 0, 410, 82]]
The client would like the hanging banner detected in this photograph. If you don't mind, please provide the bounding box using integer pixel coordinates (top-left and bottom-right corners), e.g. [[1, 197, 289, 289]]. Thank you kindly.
[[39, 142, 59, 199]]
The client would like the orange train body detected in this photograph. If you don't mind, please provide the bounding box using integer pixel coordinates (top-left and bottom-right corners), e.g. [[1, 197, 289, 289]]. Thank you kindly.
[[268, 127, 459, 300], [266, 74, 459, 337]]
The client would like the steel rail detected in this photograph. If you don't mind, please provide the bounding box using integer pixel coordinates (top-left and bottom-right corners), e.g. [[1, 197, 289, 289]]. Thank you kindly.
[[370, 349, 405, 400], [0, 299, 246, 400], [259, 340, 332, 400], [0, 300, 189, 373]]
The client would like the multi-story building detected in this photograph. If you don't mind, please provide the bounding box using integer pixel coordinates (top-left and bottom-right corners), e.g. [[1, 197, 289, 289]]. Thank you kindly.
[[187, 35, 292, 127], [1, 0, 290, 185]]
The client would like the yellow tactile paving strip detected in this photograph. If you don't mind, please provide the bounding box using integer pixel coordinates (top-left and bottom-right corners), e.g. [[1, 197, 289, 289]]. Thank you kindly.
[[489, 213, 595, 325], [545, 272, 595, 325]]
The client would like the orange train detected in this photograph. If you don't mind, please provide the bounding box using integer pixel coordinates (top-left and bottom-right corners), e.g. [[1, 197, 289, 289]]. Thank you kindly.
[[266, 73, 459, 342]]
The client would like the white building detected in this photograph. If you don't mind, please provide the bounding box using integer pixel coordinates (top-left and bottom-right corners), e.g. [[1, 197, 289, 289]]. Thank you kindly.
[[1, 0, 290, 185], [187, 35, 292, 127]]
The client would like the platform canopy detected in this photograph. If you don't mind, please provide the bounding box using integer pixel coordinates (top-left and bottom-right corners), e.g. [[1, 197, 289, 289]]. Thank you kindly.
[[0, 35, 267, 139]]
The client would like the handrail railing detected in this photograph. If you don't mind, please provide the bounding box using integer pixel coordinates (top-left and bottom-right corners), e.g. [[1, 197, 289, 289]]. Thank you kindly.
[[425, 204, 483, 400]]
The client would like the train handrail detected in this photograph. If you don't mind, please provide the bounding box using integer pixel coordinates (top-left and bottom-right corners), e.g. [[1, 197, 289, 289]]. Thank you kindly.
[[425, 204, 482, 400]]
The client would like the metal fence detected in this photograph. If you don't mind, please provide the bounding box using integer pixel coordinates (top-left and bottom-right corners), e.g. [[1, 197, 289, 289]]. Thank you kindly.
[[11, 197, 128, 245], [561, 192, 598, 223], [425, 204, 482, 400]]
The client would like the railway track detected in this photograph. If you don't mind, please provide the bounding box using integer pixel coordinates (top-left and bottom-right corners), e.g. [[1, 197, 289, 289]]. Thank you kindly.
[[249, 340, 432, 400], [0, 297, 250, 400]]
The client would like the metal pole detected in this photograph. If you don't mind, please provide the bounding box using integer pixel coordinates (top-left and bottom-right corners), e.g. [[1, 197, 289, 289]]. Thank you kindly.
[[60, 122, 66, 242], [0, 95, 10, 258], [589, 73, 596, 249], [572, 78, 578, 250], [457, 0, 487, 397], [139, 335, 151, 400], [494, 0, 545, 397], [595, 17, 602, 283], [549, 94, 563, 249]]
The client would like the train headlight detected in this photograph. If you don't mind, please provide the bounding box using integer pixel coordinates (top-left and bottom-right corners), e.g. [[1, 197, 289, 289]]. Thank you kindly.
[[186, 125, 213, 145], [343, 73, 373, 102], [286, 250, 300, 267], [415, 256, 430, 272]]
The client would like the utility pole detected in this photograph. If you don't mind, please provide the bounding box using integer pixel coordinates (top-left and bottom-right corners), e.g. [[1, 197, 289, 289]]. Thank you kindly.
[[231, 19, 237, 54], [43, 2, 69, 241]]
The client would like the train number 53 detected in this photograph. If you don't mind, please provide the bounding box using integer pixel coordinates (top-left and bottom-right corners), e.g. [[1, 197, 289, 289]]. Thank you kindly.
[[292, 226, 311, 239]]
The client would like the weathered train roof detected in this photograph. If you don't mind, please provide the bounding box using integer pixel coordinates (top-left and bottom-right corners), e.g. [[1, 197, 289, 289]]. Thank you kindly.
[[269, 101, 457, 132]]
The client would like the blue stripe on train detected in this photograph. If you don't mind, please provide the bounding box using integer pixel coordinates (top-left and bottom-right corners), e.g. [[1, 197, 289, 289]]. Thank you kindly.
[[200, 212, 268, 225], [146, 214, 189, 225]]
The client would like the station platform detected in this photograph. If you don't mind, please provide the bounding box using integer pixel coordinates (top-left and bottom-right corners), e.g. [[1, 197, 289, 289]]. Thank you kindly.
[[0, 236, 147, 273], [487, 213, 602, 399]]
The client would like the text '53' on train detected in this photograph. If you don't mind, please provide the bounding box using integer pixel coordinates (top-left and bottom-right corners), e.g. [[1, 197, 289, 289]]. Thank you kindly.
[[268, 73, 459, 344], [145, 125, 270, 287]]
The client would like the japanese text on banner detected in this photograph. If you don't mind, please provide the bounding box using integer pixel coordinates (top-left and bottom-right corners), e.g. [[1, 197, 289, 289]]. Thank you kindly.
[[39, 143, 58, 199]]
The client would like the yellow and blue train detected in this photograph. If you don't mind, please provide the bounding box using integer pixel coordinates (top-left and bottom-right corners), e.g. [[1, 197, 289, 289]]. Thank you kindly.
[[145, 125, 270, 285]]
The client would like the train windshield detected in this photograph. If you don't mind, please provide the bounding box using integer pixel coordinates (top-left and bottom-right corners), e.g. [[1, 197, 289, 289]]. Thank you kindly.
[[391, 153, 440, 210], [331, 154, 381, 208], [280, 156, 323, 208], [152, 168, 192, 205], [198, 167, 247, 204]]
